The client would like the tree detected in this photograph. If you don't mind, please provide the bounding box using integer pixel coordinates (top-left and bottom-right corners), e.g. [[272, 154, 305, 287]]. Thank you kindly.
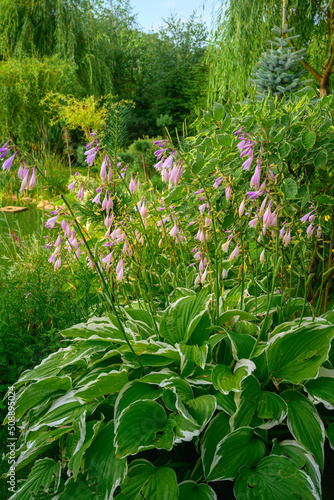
[[208, 0, 334, 103]]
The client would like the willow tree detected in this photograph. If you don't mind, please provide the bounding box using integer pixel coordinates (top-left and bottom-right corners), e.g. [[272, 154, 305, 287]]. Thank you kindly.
[[208, 0, 334, 102]]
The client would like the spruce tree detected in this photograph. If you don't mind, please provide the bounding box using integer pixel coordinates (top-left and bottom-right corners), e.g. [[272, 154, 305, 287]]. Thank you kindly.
[[250, 24, 310, 100]]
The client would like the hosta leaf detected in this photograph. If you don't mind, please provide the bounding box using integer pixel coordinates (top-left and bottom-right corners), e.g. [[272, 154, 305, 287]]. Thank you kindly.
[[272, 440, 322, 498], [160, 290, 210, 345], [227, 332, 256, 360], [120, 339, 179, 367], [179, 481, 217, 500], [10, 458, 61, 500], [218, 309, 257, 325], [60, 316, 130, 342], [301, 130, 316, 149], [231, 376, 287, 431], [205, 427, 266, 482], [282, 178, 298, 199], [304, 377, 334, 410], [115, 460, 178, 500], [315, 150, 328, 168], [215, 391, 237, 415], [85, 420, 127, 499], [58, 475, 95, 499], [234, 455, 319, 500], [326, 422, 334, 450], [201, 412, 230, 478], [115, 381, 163, 425], [174, 395, 216, 443], [266, 320, 334, 385], [74, 370, 128, 400], [115, 400, 168, 457], [13, 376, 71, 421], [177, 342, 208, 372], [212, 359, 256, 394], [282, 390, 325, 470]]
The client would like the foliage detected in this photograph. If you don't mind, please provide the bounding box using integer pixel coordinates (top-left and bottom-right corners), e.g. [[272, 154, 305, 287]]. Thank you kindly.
[[208, 0, 334, 103], [2, 87, 334, 498]]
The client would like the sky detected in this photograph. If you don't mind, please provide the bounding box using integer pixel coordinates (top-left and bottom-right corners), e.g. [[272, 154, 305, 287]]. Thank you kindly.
[[131, 0, 218, 32]]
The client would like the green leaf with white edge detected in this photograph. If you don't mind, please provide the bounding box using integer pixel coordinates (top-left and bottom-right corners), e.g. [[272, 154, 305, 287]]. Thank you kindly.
[[272, 440, 322, 499], [179, 481, 217, 500], [13, 376, 71, 421], [115, 460, 178, 500], [212, 359, 256, 394], [282, 390, 325, 470], [221, 113, 231, 132], [177, 342, 208, 371], [119, 339, 179, 367], [266, 320, 334, 385], [10, 459, 61, 500], [234, 455, 319, 500], [174, 395, 216, 443], [315, 194, 334, 205], [27, 390, 100, 432], [278, 141, 291, 159], [115, 380, 163, 425], [67, 417, 105, 480], [231, 376, 287, 431], [302, 130, 316, 149], [205, 427, 266, 482], [282, 178, 298, 199], [217, 134, 232, 148], [84, 420, 127, 499], [160, 290, 210, 345], [213, 102, 225, 122], [326, 423, 334, 450], [58, 475, 95, 499], [60, 316, 133, 342], [215, 391, 237, 416], [13, 427, 71, 472], [234, 320, 259, 336], [315, 150, 328, 168], [218, 309, 257, 325], [201, 412, 230, 478], [227, 332, 256, 360], [115, 400, 168, 457], [74, 369, 128, 400], [304, 377, 334, 410]]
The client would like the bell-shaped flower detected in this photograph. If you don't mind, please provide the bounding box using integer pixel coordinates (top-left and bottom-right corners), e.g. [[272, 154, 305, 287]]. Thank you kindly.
[[116, 258, 124, 282], [260, 249, 265, 263], [28, 167, 36, 190], [306, 222, 315, 238], [129, 174, 136, 194], [222, 269, 228, 279], [169, 223, 180, 238], [239, 199, 246, 217], [19, 169, 30, 193], [259, 195, 268, 216], [225, 185, 231, 201], [317, 226, 322, 238], [249, 217, 258, 228], [247, 190, 264, 200], [229, 243, 239, 262], [100, 155, 108, 182], [54, 257, 61, 271], [45, 214, 60, 229], [196, 227, 205, 243], [77, 183, 85, 201], [92, 192, 101, 204], [2, 151, 18, 171], [242, 157, 253, 171], [250, 160, 261, 190], [68, 180, 77, 191], [300, 211, 314, 223], [213, 176, 223, 189], [283, 227, 291, 246]]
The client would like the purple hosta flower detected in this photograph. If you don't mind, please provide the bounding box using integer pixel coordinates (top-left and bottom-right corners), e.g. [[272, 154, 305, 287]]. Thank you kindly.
[[205, 216, 212, 226], [234, 127, 244, 137], [225, 185, 231, 201], [86, 256, 94, 269], [249, 217, 259, 228], [229, 243, 240, 262], [54, 257, 61, 271], [237, 139, 246, 150], [154, 157, 164, 171], [74, 246, 81, 259], [108, 168, 112, 183], [242, 157, 253, 171], [116, 259, 124, 282], [65, 222, 72, 238], [86, 140, 96, 149], [28, 167, 36, 190], [250, 160, 261, 190], [158, 238, 163, 248], [240, 145, 253, 158], [317, 226, 322, 238], [19, 169, 30, 193], [2, 151, 18, 171], [45, 243, 52, 250], [105, 213, 114, 228], [222, 234, 233, 252], [137, 178, 141, 190], [154, 139, 168, 146], [259, 196, 268, 216], [222, 268, 228, 279], [195, 265, 208, 286], [48, 254, 56, 263], [61, 219, 67, 231], [195, 188, 205, 195], [260, 249, 265, 263], [309, 213, 316, 223], [55, 232, 62, 248], [77, 183, 85, 201], [101, 191, 109, 210], [102, 251, 114, 266], [307, 222, 315, 239], [263, 201, 273, 227], [169, 163, 183, 188], [199, 259, 205, 273], [193, 249, 202, 260], [0, 141, 10, 158], [169, 223, 180, 238], [137, 199, 149, 219], [85, 142, 100, 166], [92, 191, 101, 204], [120, 166, 128, 179], [300, 211, 314, 223], [199, 203, 208, 214], [214, 176, 223, 189], [45, 214, 60, 229], [267, 166, 275, 182], [129, 174, 136, 194], [196, 227, 205, 243], [283, 227, 291, 246], [18, 163, 28, 180], [161, 151, 175, 170], [100, 155, 108, 182], [239, 199, 246, 217], [155, 148, 168, 159], [247, 190, 264, 200], [280, 226, 285, 238], [90, 131, 97, 137], [68, 180, 77, 191]]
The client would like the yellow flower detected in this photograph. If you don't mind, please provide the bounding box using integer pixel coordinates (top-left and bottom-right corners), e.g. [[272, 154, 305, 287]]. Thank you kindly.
[[324, 215, 330, 221], [287, 264, 291, 270]]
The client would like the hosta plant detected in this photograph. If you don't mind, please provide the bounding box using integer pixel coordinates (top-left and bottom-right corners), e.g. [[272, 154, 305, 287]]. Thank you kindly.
[[3, 288, 334, 499]]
